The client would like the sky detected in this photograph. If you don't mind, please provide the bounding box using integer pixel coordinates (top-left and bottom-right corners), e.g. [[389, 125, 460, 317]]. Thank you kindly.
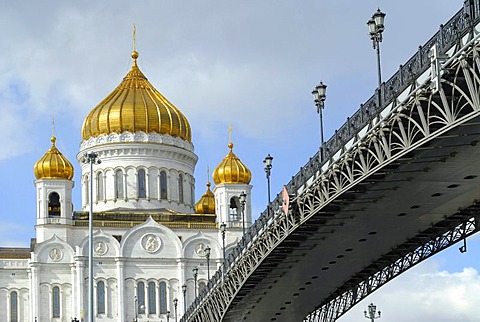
[[1, 1, 479, 321]]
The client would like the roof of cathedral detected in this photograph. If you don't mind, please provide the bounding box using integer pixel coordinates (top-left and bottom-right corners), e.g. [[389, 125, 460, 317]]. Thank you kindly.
[[212, 143, 251, 185], [195, 182, 216, 214], [34, 136, 74, 180], [72, 210, 217, 229], [81, 50, 192, 142], [0, 247, 31, 259]]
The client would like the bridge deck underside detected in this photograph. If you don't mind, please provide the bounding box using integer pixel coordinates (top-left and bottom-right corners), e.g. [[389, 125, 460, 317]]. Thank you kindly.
[[224, 116, 480, 321]]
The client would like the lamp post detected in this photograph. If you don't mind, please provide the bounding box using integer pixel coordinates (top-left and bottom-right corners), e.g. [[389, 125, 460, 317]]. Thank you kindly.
[[134, 296, 138, 322], [72, 318, 79, 322], [239, 192, 246, 235], [182, 284, 187, 313], [173, 298, 178, 322], [220, 222, 227, 262], [263, 154, 273, 217], [82, 152, 101, 322], [205, 246, 211, 280], [364, 302, 381, 322], [192, 267, 198, 298], [367, 8, 386, 99], [312, 82, 327, 162]]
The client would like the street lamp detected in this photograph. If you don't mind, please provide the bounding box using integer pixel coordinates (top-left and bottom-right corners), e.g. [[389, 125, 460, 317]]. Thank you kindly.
[[205, 246, 211, 280], [220, 222, 227, 262], [182, 284, 187, 313], [82, 152, 101, 322], [263, 154, 273, 217], [192, 267, 198, 298], [173, 298, 178, 322], [134, 296, 138, 322], [72, 318, 79, 322], [367, 8, 386, 91], [364, 302, 381, 322], [312, 82, 327, 162], [239, 192, 246, 235]]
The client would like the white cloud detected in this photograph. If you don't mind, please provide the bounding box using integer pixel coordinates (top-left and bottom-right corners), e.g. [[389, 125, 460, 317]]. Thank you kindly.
[[340, 263, 480, 322]]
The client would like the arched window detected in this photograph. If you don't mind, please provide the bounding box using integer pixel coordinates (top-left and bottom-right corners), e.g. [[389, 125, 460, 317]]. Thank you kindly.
[[48, 192, 61, 217], [97, 281, 105, 314], [148, 282, 156, 314], [115, 170, 124, 199], [52, 286, 60, 318], [10, 291, 18, 322], [97, 171, 104, 201], [138, 282, 145, 314], [159, 281, 167, 314], [138, 169, 146, 198], [229, 197, 239, 220], [160, 171, 168, 200], [178, 174, 184, 203]]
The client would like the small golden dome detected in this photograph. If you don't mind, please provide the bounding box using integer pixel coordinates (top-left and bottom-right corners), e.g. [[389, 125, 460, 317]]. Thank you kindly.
[[195, 182, 216, 214], [212, 143, 251, 185], [34, 136, 74, 180], [81, 51, 192, 142]]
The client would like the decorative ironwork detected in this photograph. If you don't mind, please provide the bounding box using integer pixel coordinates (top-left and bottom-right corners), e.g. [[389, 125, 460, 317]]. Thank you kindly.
[[181, 3, 480, 321], [305, 212, 480, 322]]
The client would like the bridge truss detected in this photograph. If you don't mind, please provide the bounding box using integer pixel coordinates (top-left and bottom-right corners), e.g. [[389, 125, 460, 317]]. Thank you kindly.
[[182, 3, 480, 321]]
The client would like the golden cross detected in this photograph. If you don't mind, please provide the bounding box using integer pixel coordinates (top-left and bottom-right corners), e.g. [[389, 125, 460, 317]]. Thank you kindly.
[[133, 23, 137, 51], [228, 124, 233, 144], [51, 116, 55, 137]]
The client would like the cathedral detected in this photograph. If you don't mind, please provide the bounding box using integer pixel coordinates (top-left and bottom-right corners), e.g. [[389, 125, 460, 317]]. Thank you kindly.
[[0, 49, 253, 322]]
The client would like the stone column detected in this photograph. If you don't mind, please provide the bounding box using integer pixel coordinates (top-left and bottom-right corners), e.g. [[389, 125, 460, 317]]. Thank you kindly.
[[116, 259, 125, 322]]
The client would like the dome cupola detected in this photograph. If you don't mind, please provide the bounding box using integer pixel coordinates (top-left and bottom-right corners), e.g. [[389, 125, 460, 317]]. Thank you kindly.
[[195, 182, 216, 214], [212, 143, 251, 185], [81, 51, 192, 142], [34, 136, 74, 180]]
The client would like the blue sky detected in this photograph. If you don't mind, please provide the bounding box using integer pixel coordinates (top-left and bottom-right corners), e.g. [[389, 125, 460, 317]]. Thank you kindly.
[[1, 1, 479, 320]]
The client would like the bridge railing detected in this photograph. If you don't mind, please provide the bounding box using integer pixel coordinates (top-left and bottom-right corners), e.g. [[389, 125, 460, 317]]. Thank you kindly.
[[183, 2, 480, 320]]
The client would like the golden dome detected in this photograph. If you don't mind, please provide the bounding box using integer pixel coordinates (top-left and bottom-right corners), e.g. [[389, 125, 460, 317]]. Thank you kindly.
[[195, 182, 216, 214], [212, 143, 251, 185], [81, 51, 192, 142], [34, 136, 74, 180]]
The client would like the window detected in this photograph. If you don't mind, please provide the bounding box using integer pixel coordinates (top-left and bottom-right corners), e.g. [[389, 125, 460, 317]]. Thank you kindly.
[[138, 169, 146, 198], [138, 282, 145, 314], [52, 286, 60, 318], [10, 291, 18, 322], [160, 171, 168, 200], [97, 171, 104, 201], [229, 197, 239, 220], [115, 170, 124, 199], [97, 281, 105, 314], [159, 281, 167, 314], [148, 282, 156, 314], [178, 174, 184, 203], [48, 192, 61, 217]]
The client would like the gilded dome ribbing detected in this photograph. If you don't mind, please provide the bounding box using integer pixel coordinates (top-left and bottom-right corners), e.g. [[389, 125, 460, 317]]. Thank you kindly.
[[81, 51, 192, 142], [34, 136, 74, 180], [195, 182, 216, 214], [212, 143, 251, 185]]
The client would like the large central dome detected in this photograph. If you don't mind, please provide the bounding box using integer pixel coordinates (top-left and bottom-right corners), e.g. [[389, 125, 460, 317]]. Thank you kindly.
[[81, 51, 191, 142]]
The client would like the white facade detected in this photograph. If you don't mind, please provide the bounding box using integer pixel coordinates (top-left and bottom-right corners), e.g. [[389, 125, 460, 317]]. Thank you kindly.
[[0, 55, 251, 322]]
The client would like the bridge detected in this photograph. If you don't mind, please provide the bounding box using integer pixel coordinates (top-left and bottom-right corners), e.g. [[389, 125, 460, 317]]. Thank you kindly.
[[182, 2, 480, 321]]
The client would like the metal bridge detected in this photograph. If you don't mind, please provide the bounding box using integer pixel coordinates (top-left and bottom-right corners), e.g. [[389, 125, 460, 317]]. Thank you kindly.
[[183, 2, 480, 321]]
